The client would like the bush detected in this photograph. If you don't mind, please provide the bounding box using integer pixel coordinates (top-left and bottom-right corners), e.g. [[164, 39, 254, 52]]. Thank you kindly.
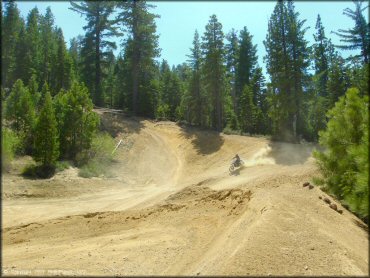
[[222, 126, 241, 135], [156, 104, 171, 120], [55, 161, 72, 172], [34, 90, 59, 167], [54, 81, 100, 161], [313, 88, 368, 220], [22, 164, 56, 179], [2, 128, 21, 170], [78, 132, 117, 178], [78, 160, 102, 178]]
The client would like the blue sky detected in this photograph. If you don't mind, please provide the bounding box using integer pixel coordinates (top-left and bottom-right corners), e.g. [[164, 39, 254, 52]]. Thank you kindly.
[[16, 1, 364, 72]]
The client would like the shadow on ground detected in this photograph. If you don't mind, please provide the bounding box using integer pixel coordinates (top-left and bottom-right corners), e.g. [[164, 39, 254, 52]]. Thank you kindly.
[[267, 141, 315, 165], [179, 125, 225, 155]]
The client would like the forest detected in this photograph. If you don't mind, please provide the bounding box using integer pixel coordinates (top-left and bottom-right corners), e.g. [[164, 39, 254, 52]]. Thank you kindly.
[[1, 0, 369, 220]]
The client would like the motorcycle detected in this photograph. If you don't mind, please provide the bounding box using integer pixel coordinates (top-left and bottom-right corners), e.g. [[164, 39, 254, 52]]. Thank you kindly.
[[229, 158, 244, 173]]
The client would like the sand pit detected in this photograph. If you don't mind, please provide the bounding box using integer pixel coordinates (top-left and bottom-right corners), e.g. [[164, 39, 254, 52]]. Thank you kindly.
[[2, 109, 368, 276]]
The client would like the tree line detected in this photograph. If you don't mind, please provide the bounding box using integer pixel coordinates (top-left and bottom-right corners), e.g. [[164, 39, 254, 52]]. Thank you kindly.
[[2, 0, 368, 141]]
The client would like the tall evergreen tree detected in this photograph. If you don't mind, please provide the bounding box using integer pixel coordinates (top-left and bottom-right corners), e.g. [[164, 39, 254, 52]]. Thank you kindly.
[[313, 14, 330, 97], [239, 85, 256, 134], [117, 0, 160, 116], [14, 22, 28, 82], [34, 91, 59, 167], [69, 1, 119, 105], [39, 7, 57, 87], [201, 14, 227, 131], [53, 28, 73, 93], [27, 74, 41, 107], [103, 50, 117, 108], [327, 58, 347, 107], [187, 30, 204, 125], [156, 61, 183, 120], [4, 79, 36, 153], [2, 1, 24, 88], [54, 81, 99, 160], [264, 0, 310, 141], [332, 0, 370, 64], [236, 27, 258, 97], [23, 7, 42, 83], [250, 67, 269, 134], [69, 35, 83, 82], [226, 28, 239, 113]]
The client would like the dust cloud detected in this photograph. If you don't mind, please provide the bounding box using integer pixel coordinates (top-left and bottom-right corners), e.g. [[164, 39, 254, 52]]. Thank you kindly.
[[243, 145, 276, 167]]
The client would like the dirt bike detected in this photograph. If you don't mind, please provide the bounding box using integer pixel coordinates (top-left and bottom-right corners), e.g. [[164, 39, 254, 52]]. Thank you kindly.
[[229, 159, 244, 173]]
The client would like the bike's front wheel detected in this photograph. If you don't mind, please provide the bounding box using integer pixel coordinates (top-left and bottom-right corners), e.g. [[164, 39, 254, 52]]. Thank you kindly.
[[229, 164, 235, 173]]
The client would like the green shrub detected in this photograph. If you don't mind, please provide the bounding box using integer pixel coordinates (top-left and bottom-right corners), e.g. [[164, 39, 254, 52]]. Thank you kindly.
[[34, 90, 59, 167], [78, 160, 101, 178], [2, 128, 21, 170], [55, 161, 72, 172], [22, 164, 56, 179], [156, 104, 171, 120], [222, 126, 241, 135], [314, 88, 368, 220]]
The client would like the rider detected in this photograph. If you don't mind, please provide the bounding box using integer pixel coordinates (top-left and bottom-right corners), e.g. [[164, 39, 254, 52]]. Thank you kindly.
[[233, 154, 241, 166]]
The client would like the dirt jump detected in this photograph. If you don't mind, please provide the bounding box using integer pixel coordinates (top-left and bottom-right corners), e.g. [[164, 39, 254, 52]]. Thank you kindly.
[[2, 109, 368, 276]]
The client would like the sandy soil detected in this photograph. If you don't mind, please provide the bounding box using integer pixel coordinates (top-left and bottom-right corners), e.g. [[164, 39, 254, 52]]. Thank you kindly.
[[2, 109, 368, 276]]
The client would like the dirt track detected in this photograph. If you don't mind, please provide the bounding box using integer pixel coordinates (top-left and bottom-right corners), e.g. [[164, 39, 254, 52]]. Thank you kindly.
[[2, 110, 368, 276]]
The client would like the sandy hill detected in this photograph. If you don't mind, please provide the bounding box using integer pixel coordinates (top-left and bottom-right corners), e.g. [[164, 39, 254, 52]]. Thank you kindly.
[[2, 109, 368, 276]]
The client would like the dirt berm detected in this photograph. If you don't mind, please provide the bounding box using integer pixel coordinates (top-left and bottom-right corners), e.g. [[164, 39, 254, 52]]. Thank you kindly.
[[2, 109, 368, 276]]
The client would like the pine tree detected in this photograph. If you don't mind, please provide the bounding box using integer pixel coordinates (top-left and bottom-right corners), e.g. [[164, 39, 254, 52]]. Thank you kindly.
[[250, 67, 268, 134], [111, 54, 126, 109], [236, 27, 257, 98], [157, 60, 173, 120], [69, 1, 120, 106], [314, 88, 368, 219], [55, 81, 99, 161], [23, 7, 42, 83], [14, 23, 28, 83], [53, 28, 73, 93], [38, 82, 51, 111], [2, 1, 24, 88], [201, 14, 227, 131], [264, 0, 310, 141], [39, 7, 57, 87], [103, 51, 117, 108], [69, 35, 83, 82], [34, 91, 59, 167], [116, 0, 160, 116], [4, 79, 36, 153], [27, 74, 41, 107], [327, 58, 347, 107], [332, 0, 370, 64], [79, 33, 96, 100], [239, 85, 256, 134], [225, 29, 239, 113], [313, 14, 330, 98], [186, 30, 204, 125]]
